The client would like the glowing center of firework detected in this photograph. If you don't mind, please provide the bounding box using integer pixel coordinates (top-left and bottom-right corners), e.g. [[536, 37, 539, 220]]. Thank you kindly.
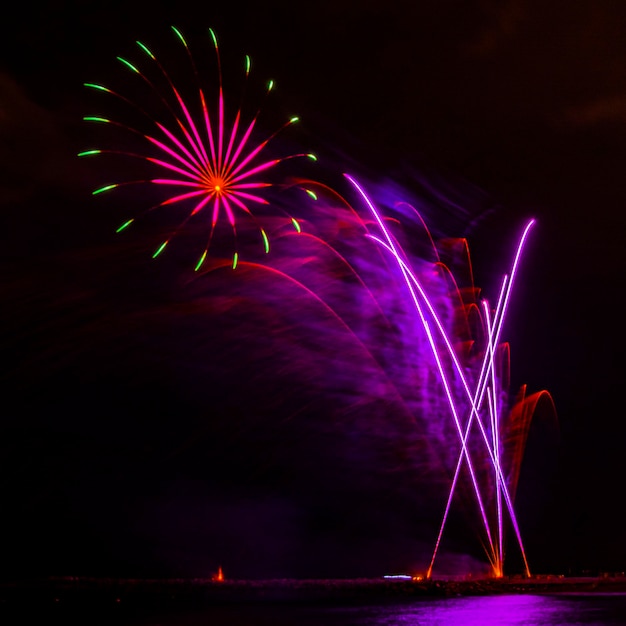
[[209, 176, 227, 196]]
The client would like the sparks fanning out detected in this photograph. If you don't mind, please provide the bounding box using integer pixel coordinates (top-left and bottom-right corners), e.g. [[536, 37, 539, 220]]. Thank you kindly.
[[339, 176, 554, 578], [230, 175, 553, 578], [80, 26, 315, 270], [342, 176, 529, 578]]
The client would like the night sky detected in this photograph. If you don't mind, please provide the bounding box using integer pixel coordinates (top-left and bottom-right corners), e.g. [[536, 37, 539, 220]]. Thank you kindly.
[[1, 1, 625, 581]]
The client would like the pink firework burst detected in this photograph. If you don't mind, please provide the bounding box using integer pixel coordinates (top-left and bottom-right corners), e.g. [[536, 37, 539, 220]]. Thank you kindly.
[[80, 26, 314, 270]]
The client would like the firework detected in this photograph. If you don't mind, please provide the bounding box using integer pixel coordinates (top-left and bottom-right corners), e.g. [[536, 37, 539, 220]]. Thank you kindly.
[[80, 26, 314, 270], [342, 174, 556, 578], [80, 27, 552, 578], [228, 174, 554, 578]]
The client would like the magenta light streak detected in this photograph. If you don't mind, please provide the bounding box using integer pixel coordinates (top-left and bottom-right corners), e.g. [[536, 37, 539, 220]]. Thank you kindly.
[[150, 123, 204, 171], [483, 299, 504, 569], [374, 224, 534, 578], [368, 237, 502, 573], [344, 174, 498, 562], [365, 236, 522, 576], [450, 219, 536, 578], [344, 173, 536, 578]]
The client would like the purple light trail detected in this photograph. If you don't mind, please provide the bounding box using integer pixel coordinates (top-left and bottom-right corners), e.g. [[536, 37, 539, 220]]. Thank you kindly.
[[345, 173, 536, 578]]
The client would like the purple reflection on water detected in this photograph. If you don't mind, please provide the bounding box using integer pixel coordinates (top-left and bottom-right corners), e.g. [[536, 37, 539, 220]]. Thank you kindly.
[[56, 592, 626, 625], [361, 594, 624, 625], [160, 593, 626, 626]]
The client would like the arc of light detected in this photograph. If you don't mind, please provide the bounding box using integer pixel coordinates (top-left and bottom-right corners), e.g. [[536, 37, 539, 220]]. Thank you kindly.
[[429, 219, 535, 576], [277, 230, 391, 323], [366, 203, 535, 576], [395, 201, 442, 264], [372, 225, 534, 576], [483, 299, 504, 573], [431, 275, 516, 576], [455, 220, 535, 577], [387, 220, 533, 482], [190, 261, 431, 421], [345, 174, 497, 562], [370, 237, 509, 466], [478, 220, 536, 575], [286, 179, 372, 234], [427, 275, 511, 577], [370, 234, 502, 574]]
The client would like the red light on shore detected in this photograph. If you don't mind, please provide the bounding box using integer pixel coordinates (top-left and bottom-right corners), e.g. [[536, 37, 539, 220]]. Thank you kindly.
[[212, 566, 225, 582]]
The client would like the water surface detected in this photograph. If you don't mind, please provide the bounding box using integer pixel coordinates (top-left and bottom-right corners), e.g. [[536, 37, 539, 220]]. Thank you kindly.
[[103, 593, 626, 626]]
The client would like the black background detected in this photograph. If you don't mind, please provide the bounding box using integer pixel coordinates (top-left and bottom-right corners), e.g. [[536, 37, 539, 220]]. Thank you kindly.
[[1, 1, 625, 580]]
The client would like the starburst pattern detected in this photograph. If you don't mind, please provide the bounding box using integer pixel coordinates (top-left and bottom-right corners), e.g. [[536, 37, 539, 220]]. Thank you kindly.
[[80, 26, 315, 270]]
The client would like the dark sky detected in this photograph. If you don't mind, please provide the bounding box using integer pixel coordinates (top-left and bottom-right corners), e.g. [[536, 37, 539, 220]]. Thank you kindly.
[[1, 1, 625, 581]]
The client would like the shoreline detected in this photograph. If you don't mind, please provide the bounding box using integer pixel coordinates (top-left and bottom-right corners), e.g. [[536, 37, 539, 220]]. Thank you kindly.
[[2, 575, 626, 609]]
